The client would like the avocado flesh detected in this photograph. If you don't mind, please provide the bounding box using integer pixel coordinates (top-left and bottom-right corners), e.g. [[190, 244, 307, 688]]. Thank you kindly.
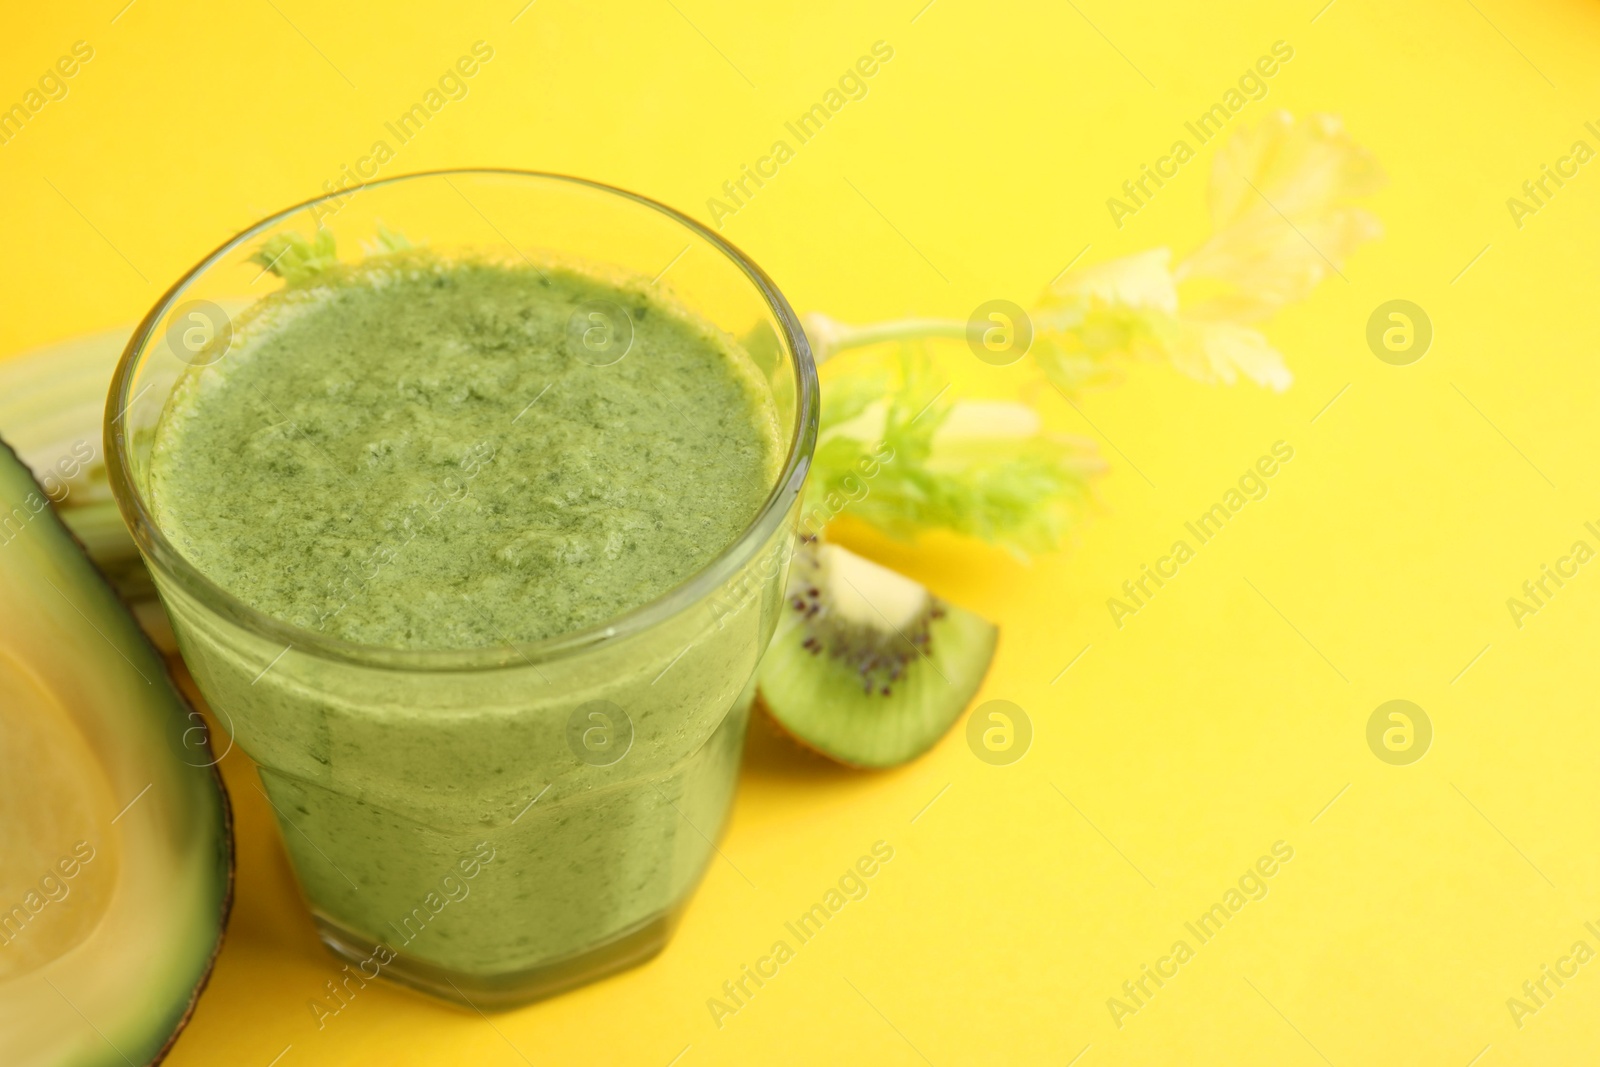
[[758, 540, 998, 768], [0, 440, 231, 1066]]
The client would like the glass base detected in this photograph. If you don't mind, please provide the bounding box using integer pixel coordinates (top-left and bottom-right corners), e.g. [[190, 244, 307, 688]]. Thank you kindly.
[[313, 906, 681, 1010]]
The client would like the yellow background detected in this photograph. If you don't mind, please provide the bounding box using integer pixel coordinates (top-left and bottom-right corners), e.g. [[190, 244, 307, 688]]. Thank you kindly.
[[6, 0, 1600, 1063]]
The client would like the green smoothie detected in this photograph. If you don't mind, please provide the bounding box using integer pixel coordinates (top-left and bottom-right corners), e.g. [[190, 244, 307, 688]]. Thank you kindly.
[[143, 251, 788, 998], [150, 253, 779, 648]]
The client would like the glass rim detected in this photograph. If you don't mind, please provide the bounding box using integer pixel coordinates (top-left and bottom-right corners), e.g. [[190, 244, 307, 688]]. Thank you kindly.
[[105, 167, 819, 674]]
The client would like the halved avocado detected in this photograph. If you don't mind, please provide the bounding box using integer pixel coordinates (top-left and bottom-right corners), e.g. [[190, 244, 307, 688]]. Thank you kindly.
[[0, 439, 231, 1066]]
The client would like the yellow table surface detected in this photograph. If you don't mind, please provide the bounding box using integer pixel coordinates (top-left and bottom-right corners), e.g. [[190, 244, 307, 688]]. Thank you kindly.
[[6, 1, 1600, 1063]]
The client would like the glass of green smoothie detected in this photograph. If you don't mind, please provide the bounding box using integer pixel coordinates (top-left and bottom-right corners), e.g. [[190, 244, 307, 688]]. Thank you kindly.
[[106, 170, 818, 1007]]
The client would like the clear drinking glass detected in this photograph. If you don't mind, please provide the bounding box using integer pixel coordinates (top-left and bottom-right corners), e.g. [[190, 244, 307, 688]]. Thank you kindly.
[[105, 170, 818, 1007]]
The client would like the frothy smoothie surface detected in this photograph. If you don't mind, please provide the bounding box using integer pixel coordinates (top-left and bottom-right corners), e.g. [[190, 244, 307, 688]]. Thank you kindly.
[[148, 253, 781, 649]]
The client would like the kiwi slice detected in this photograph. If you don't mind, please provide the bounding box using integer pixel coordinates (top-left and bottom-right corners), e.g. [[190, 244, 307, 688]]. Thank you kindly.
[[757, 537, 998, 768]]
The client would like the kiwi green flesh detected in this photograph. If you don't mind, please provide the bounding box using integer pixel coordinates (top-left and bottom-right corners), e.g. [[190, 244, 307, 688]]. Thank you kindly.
[[758, 589, 998, 769]]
